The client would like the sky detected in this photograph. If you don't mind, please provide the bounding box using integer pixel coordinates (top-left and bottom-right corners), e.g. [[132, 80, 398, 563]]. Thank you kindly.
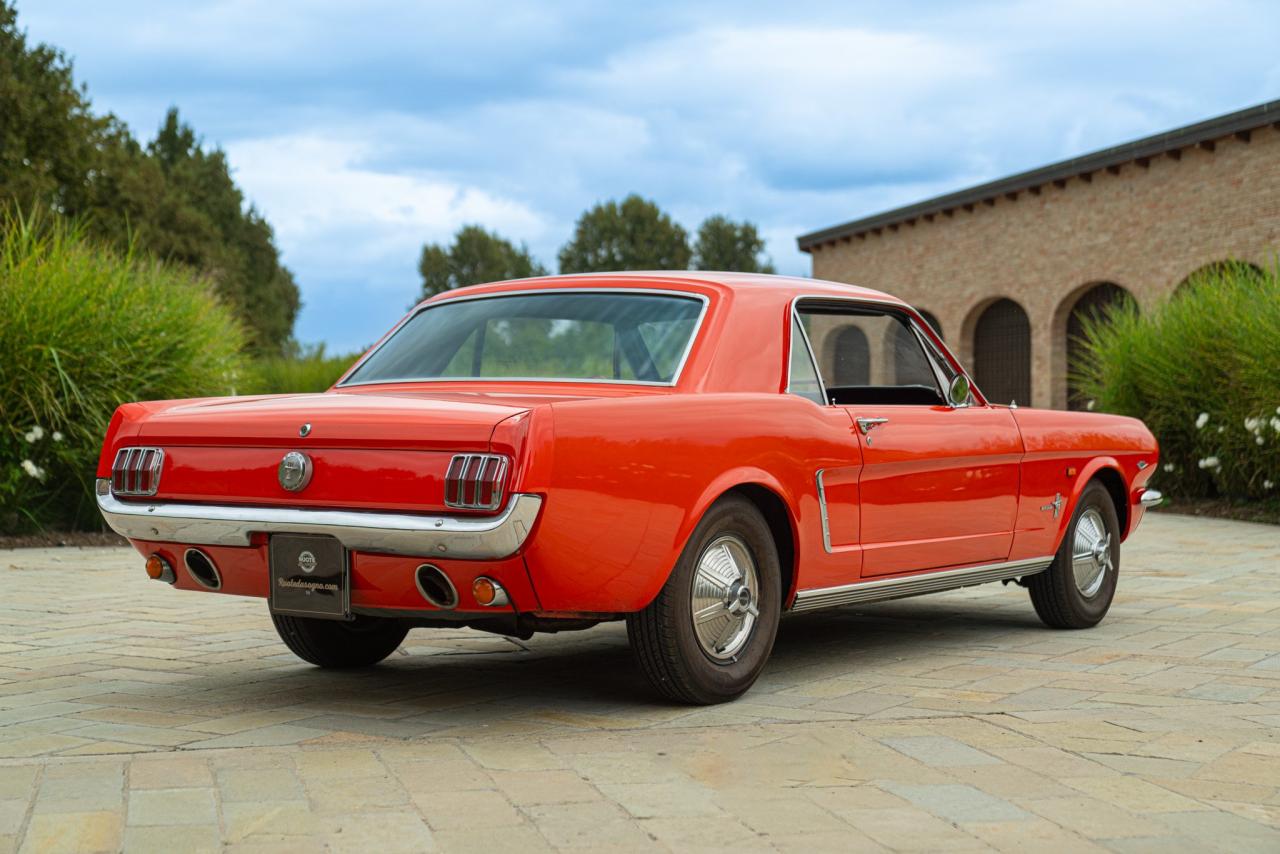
[[20, 1, 1280, 352]]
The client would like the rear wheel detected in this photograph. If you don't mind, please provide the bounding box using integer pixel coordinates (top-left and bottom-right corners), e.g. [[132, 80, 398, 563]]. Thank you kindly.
[[271, 613, 408, 668], [627, 496, 781, 704], [1028, 480, 1120, 629]]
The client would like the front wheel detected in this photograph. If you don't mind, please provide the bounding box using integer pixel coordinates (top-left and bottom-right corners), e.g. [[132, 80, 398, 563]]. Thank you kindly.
[[271, 613, 408, 668], [1027, 480, 1120, 629], [627, 496, 781, 704]]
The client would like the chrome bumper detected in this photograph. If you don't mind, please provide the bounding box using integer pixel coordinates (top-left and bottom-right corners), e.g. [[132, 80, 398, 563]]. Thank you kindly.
[[1139, 489, 1163, 508], [95, 479, 542, 560]]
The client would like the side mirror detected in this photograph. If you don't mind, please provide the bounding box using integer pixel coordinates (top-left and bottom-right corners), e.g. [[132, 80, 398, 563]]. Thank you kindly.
[[947, 374, 971, 407]]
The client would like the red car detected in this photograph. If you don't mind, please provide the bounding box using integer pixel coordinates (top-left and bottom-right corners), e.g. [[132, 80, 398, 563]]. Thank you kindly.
[[97, 272, 1161, 704]]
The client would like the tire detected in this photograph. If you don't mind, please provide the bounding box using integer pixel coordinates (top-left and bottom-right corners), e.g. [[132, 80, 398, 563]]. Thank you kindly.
[[627, 495, 782, 705], [1028, 480, 1120, 629], [271, 613, 409, 668]]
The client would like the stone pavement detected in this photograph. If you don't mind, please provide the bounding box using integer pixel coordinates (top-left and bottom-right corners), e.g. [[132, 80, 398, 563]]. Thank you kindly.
[[1, 512, 1278, 853]]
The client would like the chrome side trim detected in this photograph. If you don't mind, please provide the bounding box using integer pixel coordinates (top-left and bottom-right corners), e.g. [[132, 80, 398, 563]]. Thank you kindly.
[[815, 470, 833, 554], [790, 555, 1054, 613], [1139, 489, 1163, 508], [96, 479, 543, 560], [337, 287, 711, 389]]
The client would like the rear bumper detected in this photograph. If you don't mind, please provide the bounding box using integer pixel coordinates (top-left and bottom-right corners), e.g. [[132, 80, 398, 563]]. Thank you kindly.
[[95, 479, 542, 560]]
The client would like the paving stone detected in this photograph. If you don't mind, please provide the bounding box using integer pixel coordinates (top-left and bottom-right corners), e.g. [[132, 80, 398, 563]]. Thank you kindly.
[[19, 811, 121, 853], [880, 782, 1029, 823], [488, 769, 601, 806], [127, 788, 217, 826], [2, 514, 1279, 850], [881, 735, 1002, 767], [122, 824, 221, 853]]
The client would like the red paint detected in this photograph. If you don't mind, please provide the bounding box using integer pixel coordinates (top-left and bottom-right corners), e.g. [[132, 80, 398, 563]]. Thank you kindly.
[[99, 272, 1159, 617]]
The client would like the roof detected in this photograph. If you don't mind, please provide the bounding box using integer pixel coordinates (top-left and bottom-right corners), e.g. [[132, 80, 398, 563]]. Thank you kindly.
[[798, 98, 1280, 252], [423, 270, 903, 305]]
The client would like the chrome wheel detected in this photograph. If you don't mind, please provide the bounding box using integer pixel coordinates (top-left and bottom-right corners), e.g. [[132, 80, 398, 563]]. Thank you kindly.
[[690, 534, 759, 661], [1071, 507, 1112, 598]]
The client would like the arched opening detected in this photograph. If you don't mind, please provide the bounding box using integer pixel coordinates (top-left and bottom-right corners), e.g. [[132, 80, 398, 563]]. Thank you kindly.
[[1065, 282, 1134, 411], [917, 310, 944, 341], [972, 299, 1030, 405], [1176, 260, 1266, 294], [831, 326, 870, 386]]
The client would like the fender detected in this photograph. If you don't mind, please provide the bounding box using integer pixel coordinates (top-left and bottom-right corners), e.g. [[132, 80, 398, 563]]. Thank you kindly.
[[671, 466, 804, 606], [1050, 456, 1122, 554]]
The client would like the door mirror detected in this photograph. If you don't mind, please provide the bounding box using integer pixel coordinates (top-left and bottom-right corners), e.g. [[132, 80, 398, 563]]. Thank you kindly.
[[947, 374, 971, 407]]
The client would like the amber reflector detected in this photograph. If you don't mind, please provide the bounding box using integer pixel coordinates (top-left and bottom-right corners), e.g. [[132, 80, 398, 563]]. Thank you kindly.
[[472, 577, 497, 606], [145, 554, 167, 579]]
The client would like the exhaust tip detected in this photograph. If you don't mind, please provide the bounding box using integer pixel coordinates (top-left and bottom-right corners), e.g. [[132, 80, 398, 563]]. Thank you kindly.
[[415, 564, 458, 609], [183, 548, 222, 590]]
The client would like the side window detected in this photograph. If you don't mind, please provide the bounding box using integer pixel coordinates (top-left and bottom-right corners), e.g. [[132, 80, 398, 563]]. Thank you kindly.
[[787, 315, 824, 404], [798, 304, 945, 406]]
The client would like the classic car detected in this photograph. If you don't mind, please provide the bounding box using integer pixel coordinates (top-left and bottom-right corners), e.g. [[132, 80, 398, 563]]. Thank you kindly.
[[97, 272, 1161, 704]]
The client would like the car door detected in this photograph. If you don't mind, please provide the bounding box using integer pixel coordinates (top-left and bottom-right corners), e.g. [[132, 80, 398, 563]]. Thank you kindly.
[[795, 300, 1023, 577]]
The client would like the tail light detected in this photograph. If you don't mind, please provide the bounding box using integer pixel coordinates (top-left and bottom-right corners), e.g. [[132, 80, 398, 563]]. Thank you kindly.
[[111, 447, 165, 496], [444, 454, 508, 510]]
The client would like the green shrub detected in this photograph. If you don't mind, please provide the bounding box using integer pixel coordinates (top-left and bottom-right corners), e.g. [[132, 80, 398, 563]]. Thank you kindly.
[[244, 345, 361, 395], [1, 208, 249, 532], [1075, 260, 1280, 500]]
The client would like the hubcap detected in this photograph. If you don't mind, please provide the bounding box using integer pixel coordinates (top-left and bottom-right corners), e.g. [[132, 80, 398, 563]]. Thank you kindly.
[[691, 535, 759, 661], [1072, 507, 1112, 598]]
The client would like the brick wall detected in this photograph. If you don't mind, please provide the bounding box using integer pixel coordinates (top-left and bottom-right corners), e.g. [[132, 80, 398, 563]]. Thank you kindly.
[[807, 125, 1280, 408]]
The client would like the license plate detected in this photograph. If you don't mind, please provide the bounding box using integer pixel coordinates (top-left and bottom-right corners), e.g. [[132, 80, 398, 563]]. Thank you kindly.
[[269, 534, 350, 620]]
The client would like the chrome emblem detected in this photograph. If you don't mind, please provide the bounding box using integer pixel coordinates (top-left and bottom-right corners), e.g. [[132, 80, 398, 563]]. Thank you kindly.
[[1041, 492, 1064, 519], [297, 550, 317, 574], [278, 451, 313, 492], [299, 423, 312, 437]]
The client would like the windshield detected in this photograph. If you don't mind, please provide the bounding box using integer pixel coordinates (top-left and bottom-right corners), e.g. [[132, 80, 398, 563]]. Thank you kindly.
[[343, 291, 706, 385]]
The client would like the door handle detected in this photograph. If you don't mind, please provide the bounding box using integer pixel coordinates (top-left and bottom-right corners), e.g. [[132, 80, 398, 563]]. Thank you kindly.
[[856, 417, 889, 435]]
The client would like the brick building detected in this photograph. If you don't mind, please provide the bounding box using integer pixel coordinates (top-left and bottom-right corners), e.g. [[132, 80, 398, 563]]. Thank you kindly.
[[798, 100, 1280, 410]]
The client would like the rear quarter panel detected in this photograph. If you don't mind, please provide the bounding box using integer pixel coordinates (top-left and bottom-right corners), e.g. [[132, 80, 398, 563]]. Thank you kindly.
[[1009, 409, 1159, 561], [519, 394, 861, 614]]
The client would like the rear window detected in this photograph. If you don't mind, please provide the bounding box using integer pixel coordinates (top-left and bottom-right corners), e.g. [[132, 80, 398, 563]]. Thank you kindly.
[[343, 291, 705, 385]]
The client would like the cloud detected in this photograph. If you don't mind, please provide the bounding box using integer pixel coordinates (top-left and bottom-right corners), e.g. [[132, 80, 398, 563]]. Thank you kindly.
[[20, 0, 1280, 349], [224, 130, 547, 349]]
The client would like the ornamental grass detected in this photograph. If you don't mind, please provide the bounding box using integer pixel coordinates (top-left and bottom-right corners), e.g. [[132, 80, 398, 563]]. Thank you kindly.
[[1, 208, 248, 532], [1074, 260, 1280, 501]]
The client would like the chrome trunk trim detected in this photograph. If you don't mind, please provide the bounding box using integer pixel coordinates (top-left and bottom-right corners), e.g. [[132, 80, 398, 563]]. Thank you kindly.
[[790, 555, 1054, 613], [96, 479, 542, 560]]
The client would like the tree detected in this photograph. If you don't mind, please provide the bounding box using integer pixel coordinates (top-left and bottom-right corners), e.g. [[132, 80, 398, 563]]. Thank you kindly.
[[557, 195, 690, 273], [0, 3, 300, 353], [417, 225, 547, 300], [692, 215, 775, 273], [144, 109, 300, 351]]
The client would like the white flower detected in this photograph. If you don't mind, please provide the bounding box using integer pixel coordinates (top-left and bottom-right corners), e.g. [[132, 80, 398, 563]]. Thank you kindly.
[[1265, 480, 1275, 490], [1271, 417, 1280, 434], [1197, 456, 1221, 470], [51, 431, 63, 442], [1195, 413, 1209, 429], [1217, 425, 1225, 433], [23, 425, 44, 443], [1085, 399, 1095, 411], [1162, 462, 1175, 472], [20, 459, 45, 480], [1257, 436, 1266, 446], [1245, 417, 1261, 433]]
